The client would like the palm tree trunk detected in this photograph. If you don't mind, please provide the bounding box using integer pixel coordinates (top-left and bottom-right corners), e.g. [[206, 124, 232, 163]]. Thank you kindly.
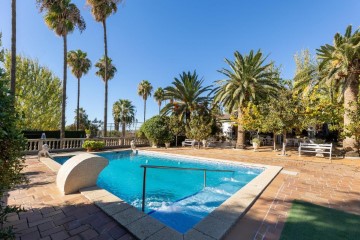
[[236, 107, 246, 149], [176, 135, 178, 147], [273, 133, 276, 151], [343, 73, 359, 154], [76, 77, 80, 130], [60, 35, 67, 140], [122, 122, 126, 138], [281, 129, 287, 155], [10, 0, 16, 98], [103, 20, 108, 137], [144, 98, 146, 122], [158, 103, 161, 115]]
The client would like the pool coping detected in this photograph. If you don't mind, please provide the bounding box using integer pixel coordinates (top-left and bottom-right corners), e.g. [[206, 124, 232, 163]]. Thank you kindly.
[[40, 149, 282, 240]]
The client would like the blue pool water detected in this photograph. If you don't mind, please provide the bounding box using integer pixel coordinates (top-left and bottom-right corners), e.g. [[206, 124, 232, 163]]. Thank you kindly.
[[54, 151, 263, 233]]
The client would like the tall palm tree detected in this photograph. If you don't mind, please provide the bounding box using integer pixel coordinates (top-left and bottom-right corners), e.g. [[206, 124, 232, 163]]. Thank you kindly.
[[95, 56, 117, 133], [10, 0, 16, 99], [162, 71, 212, 124], [137, 80, 153, 122], [214, 50, 279, 149], [67, 50, 91, 130], [316, 26, 360, 153], [37, 0, 85, 139], [112, 99, 135, 137], [86, 0, 122, 137], [154, 87, 165, 114]]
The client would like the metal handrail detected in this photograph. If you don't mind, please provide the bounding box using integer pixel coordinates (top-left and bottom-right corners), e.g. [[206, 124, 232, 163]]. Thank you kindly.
[[140, 164, 235, 212]]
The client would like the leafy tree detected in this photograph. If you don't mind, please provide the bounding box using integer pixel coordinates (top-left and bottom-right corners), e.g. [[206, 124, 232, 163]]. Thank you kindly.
[[4, 53, 62, 130], [66, 108, 103, 136], [316, 26, 360, 153], [185, 114, 212, 149], [162, 71, 212, 125], [112, 99, 135, 137], [87, 0, 122, 136], [169, 115, 185, 146], [138, 115, 173, 146], [95, 56, 117, 135], [294, 50, 343, 134], [154, 87, 165, 114], [262, 89, 303, 155], [67, 49, 91, 130], [10, 0, 16, 98], [37, 0, 86, 139], [137, 80, 153, 122], [0, 36, 27, 239], [214, 50, 279, 149]]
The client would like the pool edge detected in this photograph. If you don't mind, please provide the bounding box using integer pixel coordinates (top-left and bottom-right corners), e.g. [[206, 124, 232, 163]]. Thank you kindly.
[[39, 149, 282, 240]]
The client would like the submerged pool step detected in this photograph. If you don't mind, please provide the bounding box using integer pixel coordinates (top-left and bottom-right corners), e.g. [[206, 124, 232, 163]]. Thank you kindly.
[[149, 183, 237, 233]]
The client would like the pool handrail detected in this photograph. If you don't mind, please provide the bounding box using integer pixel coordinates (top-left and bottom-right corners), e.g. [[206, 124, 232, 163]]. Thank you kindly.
[[139, 164, 235, 212]]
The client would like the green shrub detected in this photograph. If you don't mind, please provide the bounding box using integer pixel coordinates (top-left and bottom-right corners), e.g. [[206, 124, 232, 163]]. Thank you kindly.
[[0, 35, 28, 239], [82, 140, 105, 150], [252, 137, 261, 144], [139, 115, 173, 146]]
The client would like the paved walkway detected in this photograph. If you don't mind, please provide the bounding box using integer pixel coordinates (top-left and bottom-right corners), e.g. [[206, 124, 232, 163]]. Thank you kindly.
[[4, 147, 360, 240], [4, 157, 135, 240], [146, 147, 360, 240]]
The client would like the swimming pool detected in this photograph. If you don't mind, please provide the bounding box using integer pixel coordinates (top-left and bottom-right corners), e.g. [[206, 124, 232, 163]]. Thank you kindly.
[[54, 151, 264, 233]]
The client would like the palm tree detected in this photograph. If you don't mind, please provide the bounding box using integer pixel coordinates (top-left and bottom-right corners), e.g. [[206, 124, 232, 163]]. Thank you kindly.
[[214, 50, 279, 149], [316, 26, 360, 153], [162, 71, 212, 124], [95, 56, 117, 133], [112, 99, 135, 137], [67, 50, 91, 130], [154, 87, 165, 114], [37, 0, 85, 139], [86, 0, 122, 136], [10, 0, 16, 99], [137, 80, 153, 122]]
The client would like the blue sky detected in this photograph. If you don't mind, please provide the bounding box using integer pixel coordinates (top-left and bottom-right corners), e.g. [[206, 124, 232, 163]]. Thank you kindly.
[[1, 0, 360, 127]]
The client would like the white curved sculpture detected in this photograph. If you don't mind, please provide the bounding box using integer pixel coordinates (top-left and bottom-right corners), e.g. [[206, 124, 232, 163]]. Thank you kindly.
[[56, 153, 108, 195]]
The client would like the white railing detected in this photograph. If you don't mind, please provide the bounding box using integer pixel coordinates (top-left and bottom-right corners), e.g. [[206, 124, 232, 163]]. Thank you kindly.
[[26, 137, 149, 154]]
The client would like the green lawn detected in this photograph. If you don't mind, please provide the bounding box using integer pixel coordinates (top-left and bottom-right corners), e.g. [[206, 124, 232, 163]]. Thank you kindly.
[[280, 200, 360, 240]]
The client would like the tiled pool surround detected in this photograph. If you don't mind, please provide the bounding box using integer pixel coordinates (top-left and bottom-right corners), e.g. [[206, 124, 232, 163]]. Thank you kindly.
[[41, 150, 282, 240]]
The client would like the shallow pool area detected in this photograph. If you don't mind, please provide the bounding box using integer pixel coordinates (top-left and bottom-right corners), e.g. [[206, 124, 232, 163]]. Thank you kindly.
[[54, 151, 264, 233]]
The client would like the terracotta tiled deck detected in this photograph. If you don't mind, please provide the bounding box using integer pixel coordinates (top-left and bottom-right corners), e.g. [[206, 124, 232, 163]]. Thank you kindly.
[[4, 146, 360, 240], [3, 156, 135, 240]]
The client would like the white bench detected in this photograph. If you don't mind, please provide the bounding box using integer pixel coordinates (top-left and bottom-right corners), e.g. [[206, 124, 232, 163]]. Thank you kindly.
[[298, 143, 332, 160], [182, 139, 196, 148]]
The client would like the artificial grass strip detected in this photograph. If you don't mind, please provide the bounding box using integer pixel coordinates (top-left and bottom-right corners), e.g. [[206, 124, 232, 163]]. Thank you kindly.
[[280, 200, 360, 240]]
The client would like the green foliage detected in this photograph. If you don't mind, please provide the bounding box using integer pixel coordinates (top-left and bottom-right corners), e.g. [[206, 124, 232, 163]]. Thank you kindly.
[[86, 0, 121, 23], [4, 53, 62, 130], [185, 114, 212, 147], [66, 108, 103, 135], [82, 140, 105, 150], [169, 115, 185, 136], [95, 56, 117, 82], [67, 49, 91, 80], [138, 115, 173, 145], [112, 99, 135, 133], [161, 71, 212, 123], [0, 38, 27, 237], [137, 80, 153, 101], [37, 0, 86, 37], [214, 50, 280, 113], [251, 137, 261, 144]]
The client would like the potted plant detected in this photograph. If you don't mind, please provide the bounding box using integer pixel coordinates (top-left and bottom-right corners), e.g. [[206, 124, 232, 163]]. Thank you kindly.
[[252, 137, 261, 151], [82, 140, 105, 152], [85, 129, 91, 138]]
